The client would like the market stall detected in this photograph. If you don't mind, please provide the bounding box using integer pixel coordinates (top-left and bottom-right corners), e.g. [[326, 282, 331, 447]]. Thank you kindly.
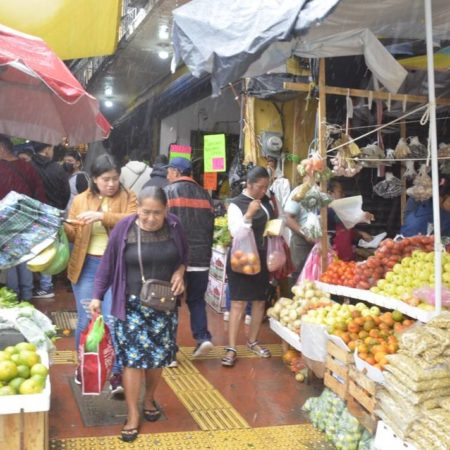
[[0, 288, 55, 450]]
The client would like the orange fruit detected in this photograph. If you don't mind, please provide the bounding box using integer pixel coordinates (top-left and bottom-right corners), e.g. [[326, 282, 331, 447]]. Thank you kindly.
[[242, 265, 253, 275]]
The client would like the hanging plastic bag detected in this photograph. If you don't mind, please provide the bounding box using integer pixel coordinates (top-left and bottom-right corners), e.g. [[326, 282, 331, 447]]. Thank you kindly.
[[297, 243, 336, 283], [406, 164, 432, 202], [78, 314, 115, 395], [271, 239, 295, 281], [266, 236, 286, 272], [229, 226, 261, 275], [373, 172, 402, 199], [329, 196, 369, 229]]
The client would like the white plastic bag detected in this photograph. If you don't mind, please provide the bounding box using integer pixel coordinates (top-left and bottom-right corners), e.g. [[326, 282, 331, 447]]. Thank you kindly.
[[329, 196, 369, 229], [229, 226, 261, 275]]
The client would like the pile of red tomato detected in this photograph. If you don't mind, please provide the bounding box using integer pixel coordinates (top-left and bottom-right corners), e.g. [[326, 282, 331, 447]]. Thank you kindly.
[[320, 236, 435, 289]]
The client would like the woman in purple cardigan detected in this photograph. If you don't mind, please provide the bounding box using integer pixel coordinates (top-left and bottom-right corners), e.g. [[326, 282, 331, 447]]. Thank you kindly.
[[89, 186, 188, 442]]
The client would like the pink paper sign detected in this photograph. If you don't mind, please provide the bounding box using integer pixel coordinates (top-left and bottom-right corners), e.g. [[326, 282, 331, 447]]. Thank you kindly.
[[212, 157, 225, 171]]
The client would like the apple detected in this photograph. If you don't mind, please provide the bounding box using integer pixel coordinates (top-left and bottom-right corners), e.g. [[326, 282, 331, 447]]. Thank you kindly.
[[369, 306, 380, 316]]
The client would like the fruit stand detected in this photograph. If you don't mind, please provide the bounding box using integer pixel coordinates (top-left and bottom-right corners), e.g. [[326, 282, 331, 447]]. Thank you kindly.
[[0, 347, 50, 450], [268, 269, 450, 449], [0, 291, 55, 450]]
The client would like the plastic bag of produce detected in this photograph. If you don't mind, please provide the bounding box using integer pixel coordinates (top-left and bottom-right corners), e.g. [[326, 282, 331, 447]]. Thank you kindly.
[[229, 225, 261, 275], [376, 390, 418, 435], [427, 312, 450, 329], [385, 364, 450, 392], [324, 395, 346, 442], [357, 428, 374, 450], [266, 236, 286, 272], [334, 408, 364, 450], [300, 212, 322, 240], [386, 353, 450, 381], [79, 314, 115, 395], [384, 371, 450, 405], [413, 286, 450, 306]]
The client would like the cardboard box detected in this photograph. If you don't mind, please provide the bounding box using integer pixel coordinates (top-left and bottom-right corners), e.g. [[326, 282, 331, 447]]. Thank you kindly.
[[209, 246, 228, 281], [205, 275, 227, 313]]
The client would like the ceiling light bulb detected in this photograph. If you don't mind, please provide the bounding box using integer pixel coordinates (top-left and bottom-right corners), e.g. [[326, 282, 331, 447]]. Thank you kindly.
[[104, 86, 113, 97], [104, 100, 113, 108], [158, 50, 170, 60]]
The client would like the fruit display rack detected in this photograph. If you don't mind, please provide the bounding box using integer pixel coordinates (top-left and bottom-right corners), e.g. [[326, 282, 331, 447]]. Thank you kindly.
[[0, 350, 50, 414], [315, 282, 437, 323], [269, 318, 302, 352]]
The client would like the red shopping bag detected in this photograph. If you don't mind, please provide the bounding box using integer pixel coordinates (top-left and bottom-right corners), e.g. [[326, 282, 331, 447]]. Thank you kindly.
[[78, 314, 115, 395]]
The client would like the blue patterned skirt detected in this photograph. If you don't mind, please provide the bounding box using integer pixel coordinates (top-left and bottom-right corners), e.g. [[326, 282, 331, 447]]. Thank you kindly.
[[114, 295, 178, 369]]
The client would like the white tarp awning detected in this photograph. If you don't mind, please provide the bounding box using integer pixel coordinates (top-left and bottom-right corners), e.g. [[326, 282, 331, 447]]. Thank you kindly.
[[172, 0, 450, 95]]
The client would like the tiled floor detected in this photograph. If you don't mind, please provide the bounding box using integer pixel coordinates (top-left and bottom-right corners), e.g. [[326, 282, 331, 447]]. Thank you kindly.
[[35, 279, 328, 448]]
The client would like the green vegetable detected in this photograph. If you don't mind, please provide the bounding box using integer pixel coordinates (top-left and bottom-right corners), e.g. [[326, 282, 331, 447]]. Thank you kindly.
[[0, 287, 19, 308]]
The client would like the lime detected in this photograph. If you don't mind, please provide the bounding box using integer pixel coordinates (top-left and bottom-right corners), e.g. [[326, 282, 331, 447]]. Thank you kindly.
[[3, 346, 18, 356], [19, 378, 43, 395], [30, 374, 46, 387], [0, 351, 11, 362], [8, 377, 26, 392], [30, 363, 48, 378], [15, 342, 37, 352], [16, 365, 31, 379], [0, 385, 16, 396], [0, 360, 18, 382], [18, 350, 40, 368]]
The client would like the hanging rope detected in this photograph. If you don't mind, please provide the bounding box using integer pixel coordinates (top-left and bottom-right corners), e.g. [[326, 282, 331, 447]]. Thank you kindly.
[[325, 103, 429, 154]]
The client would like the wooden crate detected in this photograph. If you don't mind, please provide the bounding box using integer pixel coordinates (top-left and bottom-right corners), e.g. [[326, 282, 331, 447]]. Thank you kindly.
[[347, 366, 378, 433], [323, 340, 353, 401], [0, 410, 48, 450]]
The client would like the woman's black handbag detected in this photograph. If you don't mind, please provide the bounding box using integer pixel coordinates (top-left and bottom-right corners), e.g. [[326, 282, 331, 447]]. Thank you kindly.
[[137, 225, 176, 312]]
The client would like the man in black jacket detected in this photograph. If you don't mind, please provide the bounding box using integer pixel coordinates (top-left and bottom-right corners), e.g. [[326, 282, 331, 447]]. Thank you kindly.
[[164, 158, 215, 359], [31, 141, 70, 298], [142, 154, 169, 189]]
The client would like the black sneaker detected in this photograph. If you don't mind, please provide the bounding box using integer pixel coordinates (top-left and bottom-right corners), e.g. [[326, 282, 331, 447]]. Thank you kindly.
[[32, 289, 55, 299]]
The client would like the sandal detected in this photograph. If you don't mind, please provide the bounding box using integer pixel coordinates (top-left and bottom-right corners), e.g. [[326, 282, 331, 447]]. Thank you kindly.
[[247, 340, 271, 358], [143, 400, 162, 422], [221, 347, 237, 367], [121, 420, 139, 443]]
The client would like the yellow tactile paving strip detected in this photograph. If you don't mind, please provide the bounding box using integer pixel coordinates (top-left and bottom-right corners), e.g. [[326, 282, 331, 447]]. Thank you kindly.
[[51, 344, 283, 365], [49, 424, 332, 449], [50, 345, 332, 448], [180, 344, 283, 359], [51, 311, 78, 331], [162, 353, 249, 430]]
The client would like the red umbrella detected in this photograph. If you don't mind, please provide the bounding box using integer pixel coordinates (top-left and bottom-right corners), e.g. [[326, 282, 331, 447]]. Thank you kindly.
[[0, 25, 111, 145]]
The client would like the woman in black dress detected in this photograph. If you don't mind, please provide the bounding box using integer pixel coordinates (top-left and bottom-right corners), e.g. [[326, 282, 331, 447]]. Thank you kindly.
[[222, 166, 275, 367]]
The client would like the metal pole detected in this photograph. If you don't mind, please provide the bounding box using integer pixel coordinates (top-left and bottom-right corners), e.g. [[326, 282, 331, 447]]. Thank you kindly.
[[424, 0, 442, 315]]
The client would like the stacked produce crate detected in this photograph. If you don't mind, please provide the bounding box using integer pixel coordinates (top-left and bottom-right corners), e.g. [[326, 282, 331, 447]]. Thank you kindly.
[[375, 313, 450, 449]]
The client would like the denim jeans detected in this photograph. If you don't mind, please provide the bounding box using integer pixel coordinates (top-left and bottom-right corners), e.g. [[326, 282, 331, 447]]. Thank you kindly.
[[39, 273, 53, 292], [185, 270, 212, 343], [72, 255, 121, 374], [7, 262, 33, 301], [225, 283, 252, 315]]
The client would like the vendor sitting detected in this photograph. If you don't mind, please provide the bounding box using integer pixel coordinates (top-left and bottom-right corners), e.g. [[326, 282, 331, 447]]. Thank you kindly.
[[328, 180, 373, 261], [401, 179, 450, 237]]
